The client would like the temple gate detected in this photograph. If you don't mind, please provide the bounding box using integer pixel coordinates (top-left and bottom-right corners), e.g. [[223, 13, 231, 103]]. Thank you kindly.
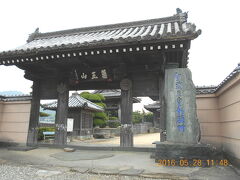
[[0, 10, 202, 151]]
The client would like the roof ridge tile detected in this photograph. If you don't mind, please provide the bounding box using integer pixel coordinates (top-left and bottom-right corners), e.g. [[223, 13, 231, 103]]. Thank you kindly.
[[32, 13, 187, 40]]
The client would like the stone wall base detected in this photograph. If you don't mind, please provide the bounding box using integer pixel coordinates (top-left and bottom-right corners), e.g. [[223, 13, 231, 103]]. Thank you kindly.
[[223, 152, 240, 170], [154, 141, 224, 167]]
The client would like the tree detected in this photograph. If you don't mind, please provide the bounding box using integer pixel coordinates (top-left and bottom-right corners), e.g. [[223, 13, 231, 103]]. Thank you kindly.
[[132, 111, 143, 124], [132, 111, 153, 124], [80, 92, 108, 127], [144, 112, 154, 123]]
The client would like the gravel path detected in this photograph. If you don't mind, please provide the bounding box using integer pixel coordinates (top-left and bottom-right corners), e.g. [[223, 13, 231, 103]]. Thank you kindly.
[[0, 163, 167, 180]]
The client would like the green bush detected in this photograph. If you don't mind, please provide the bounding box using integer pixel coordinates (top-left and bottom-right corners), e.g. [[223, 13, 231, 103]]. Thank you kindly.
[[80, 92, 108, 127], [108, 110, 118, 118], [144, 112, 154, 123], [37, 127, 55, 140], [132, 111, 142, 124], [109, 116, 118, 120], [132, 111, 154, 124], [95, 102, 106, 108], [94, 112, 108, 120], [93, 119, 106, 128], [107, 121, 121, 128], [80, 92, 105, 102]]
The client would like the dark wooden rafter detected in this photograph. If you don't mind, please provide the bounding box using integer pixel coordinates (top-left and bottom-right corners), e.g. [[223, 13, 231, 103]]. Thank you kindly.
[[21, 43, 187, 82], [1, 41, 188, 66]]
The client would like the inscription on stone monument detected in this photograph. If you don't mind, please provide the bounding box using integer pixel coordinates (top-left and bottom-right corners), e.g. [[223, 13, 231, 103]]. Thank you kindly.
[[175, 72, 185, 132]]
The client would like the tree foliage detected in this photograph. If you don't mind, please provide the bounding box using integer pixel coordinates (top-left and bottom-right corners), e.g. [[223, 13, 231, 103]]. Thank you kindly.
[[80, 92, 108, 127], [144, 113, 154, 123], [80, 92, 105, 102], [132, 111, 143, 124], [132, 111, 153, 124]]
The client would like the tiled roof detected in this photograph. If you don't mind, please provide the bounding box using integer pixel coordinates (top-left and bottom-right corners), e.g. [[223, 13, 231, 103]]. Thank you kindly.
[[196, 63, 240, 94], [0, 9, 201, 60], [93, 89, 141, 103], [196, 86, 217, 95], [0, 94, 32, 102], [144, 102, 160, 111], [94, 89, 121, 97], [43, 93, 103, 112]]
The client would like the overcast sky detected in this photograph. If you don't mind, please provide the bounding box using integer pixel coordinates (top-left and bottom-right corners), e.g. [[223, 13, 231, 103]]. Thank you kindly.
[[0, 0, 239, 110]]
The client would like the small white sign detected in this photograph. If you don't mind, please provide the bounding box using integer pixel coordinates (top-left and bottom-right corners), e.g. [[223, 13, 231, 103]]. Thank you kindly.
[[67, 118, 74, 132]]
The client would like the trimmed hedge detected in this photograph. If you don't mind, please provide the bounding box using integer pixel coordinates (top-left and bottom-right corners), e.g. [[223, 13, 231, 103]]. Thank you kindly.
[[109, 116, 118, 120], [93, 119, 106, 128], [80, 92, 108, 127]]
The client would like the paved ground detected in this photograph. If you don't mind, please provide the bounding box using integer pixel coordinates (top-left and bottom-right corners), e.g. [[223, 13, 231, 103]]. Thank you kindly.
[[0, 147, 239, 180], [70, 133, 160, 147]]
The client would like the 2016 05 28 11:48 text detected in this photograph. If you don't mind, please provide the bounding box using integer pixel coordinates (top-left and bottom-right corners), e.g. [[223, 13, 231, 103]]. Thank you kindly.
[[157, 159, 229, 167]]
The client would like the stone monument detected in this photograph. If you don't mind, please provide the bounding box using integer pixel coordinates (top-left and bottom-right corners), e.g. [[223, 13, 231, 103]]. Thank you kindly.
[[155, 68, 222, 166], [164, 68, 200, 143]]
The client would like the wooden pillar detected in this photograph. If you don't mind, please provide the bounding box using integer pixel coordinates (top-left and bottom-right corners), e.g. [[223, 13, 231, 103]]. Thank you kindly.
[[153, 111, 160, 128], [54, 81, 69, 146], [159, 74, 166, 142], [120, 79, 133, 147], [72, 111, 81, 137], [27, 80, 40, 146], [117, 104, 121, 121]]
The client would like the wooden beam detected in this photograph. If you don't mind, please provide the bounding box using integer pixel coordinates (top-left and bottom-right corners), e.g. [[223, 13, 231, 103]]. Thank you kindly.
[[70, 81, 120, 90], [54, 81, 69, 145], [132, 72, 159, 97], [27, 80, 40, 146]]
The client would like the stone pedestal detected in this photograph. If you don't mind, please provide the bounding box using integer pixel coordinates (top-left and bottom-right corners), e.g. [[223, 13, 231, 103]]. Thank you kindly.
[[154, 142, 223, 167], [155, 68, 207, 164], [164, 68, 200, 144]]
